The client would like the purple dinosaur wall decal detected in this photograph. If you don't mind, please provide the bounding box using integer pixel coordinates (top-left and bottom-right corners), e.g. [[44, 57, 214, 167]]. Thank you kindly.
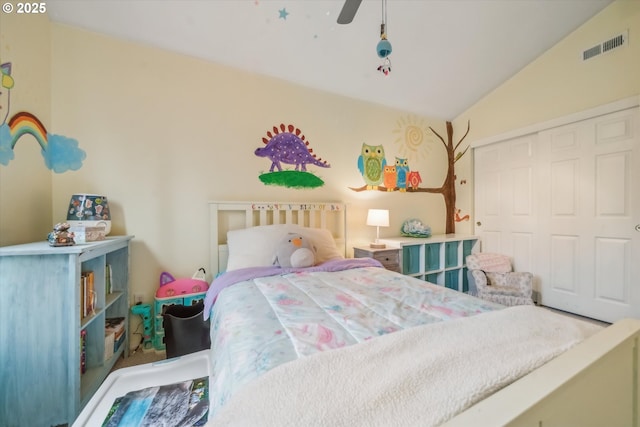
[[255, 124, 330, 172]]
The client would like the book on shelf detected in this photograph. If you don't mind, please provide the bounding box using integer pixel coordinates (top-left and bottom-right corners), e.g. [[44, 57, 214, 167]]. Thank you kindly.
[[106, 317, 126, 359], [105, 263, 113, 294], [114, 329, 126, 353], [81, 271, 96, 318], [105, 317, 125, 334], [80, 277, 85, 320], [104, 331, 115, 361], [113, 325, 125, 340], [80, 329, 87, 374], [104, 332, 126, 361]]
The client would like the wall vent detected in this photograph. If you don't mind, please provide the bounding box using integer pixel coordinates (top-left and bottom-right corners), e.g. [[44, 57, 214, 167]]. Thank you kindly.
[[582, 30, 628, 61], [583, 44, 601, 60], [602, 33, 625, 52]]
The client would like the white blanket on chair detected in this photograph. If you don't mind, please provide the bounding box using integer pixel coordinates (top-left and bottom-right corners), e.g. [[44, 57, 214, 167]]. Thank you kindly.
[[209, 306, 602, 427]]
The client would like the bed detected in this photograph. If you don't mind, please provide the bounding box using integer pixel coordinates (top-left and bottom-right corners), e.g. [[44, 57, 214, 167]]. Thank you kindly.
[[75, 201, 640, 427]]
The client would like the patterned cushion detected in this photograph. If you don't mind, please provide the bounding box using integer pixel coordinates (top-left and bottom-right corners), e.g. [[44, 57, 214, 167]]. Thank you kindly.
[[484, 272, 533, 297], [466, 253, 512, 273]]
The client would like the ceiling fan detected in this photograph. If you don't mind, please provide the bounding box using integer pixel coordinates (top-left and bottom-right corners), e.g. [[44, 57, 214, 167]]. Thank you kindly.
[[337, 0, 363, 24]]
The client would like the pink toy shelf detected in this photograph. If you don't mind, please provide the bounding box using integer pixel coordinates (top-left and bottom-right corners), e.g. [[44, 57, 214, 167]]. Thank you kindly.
[[153, 269, 209, 351]]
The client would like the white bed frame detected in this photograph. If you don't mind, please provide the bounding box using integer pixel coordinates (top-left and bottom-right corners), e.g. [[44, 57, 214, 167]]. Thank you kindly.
[[209, 201, 346, 275], [445, 317, 640, 426], [208, 201, 640, 426]]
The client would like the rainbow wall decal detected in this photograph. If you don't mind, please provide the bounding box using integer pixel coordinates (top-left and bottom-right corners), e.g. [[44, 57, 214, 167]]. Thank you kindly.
[[0, 111, 86, 172], [0, 61, 86, 173], [8, 112, 47, 149]]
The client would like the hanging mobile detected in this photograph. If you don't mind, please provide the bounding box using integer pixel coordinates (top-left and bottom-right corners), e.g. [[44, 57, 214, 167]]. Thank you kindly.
[[377, 57, 391, 76], [376, 0, 392, 75]]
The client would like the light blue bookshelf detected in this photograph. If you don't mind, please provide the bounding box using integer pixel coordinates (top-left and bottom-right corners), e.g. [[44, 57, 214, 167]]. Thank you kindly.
[[0, 236, 133, 426]]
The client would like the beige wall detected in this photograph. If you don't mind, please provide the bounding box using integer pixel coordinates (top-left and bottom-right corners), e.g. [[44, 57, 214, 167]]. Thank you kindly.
[[0, 5, 52, 245], [50, 24, 454, 304], [454, 0, 639, 139]]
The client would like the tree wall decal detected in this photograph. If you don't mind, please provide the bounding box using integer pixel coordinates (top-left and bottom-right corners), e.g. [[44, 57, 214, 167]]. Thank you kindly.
[[350, 121, 470, 234]]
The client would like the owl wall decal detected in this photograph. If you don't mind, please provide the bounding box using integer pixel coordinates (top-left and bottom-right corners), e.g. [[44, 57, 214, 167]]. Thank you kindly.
[[407, 171, 422, 189], [357, 143, 387, 190], [395, 157, 410, 192], [383, 165, 397, 191]]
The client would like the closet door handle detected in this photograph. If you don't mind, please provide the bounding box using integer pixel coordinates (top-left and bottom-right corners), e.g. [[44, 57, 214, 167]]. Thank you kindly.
[[635, 224, 640, 232]]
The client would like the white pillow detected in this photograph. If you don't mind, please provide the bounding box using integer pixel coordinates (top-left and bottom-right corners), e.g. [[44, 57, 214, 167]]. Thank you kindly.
[[294, 227, 344, 263], [226, 224, 293, 271], [225, 224, 343, 271]]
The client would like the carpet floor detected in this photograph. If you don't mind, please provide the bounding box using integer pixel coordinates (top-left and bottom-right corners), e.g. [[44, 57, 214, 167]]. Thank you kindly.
[[111, 347, 166, 372]]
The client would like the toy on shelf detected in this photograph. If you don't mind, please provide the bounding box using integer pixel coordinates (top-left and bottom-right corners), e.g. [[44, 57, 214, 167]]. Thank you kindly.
[[156, 268, 208, 298], [131, 303, 152, 351], [153, 268, 209, 352], [400, 218, 432, 238], [47, 222, 75, 247]]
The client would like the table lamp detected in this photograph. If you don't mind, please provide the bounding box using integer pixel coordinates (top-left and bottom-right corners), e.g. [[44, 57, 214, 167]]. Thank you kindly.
[[367, 209, 389, 249], [67, 194, 112, 235]]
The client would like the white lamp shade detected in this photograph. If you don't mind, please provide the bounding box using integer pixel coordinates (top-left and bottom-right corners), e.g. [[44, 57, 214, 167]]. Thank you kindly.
[[366, 209, 389, 227]]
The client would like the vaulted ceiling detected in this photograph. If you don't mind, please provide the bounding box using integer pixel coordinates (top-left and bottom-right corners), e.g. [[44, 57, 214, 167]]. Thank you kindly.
[[47, 0, 612, 120]]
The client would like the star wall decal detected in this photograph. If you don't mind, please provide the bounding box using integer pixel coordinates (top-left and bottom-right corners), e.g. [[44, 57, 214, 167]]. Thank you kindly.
[[279, 8, 289, 20]]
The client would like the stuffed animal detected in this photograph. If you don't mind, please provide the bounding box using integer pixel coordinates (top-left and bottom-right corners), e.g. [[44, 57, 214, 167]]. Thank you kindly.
[[273, 233, 316, 268]]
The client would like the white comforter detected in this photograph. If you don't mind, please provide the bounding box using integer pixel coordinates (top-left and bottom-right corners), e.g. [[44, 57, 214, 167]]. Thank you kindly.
[[209, 306, 602, 427]]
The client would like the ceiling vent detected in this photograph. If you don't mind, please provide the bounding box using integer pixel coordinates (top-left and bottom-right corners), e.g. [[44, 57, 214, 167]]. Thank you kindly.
[[582, 30, 628, 61]]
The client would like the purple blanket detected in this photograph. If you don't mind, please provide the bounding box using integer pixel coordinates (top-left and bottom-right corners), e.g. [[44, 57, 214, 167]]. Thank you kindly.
[[203, 257, 383, 320]]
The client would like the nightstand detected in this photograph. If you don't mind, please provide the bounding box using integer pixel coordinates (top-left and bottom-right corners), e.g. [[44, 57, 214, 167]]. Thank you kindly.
[[353, 246, 400, 273]]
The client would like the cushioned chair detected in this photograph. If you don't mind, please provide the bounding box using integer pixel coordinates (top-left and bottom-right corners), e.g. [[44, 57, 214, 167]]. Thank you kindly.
[[466, 253, 534, 306]]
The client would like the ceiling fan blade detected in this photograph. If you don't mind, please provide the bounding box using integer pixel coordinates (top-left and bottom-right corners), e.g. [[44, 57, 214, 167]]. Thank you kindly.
[[337, 0, 363, 24]]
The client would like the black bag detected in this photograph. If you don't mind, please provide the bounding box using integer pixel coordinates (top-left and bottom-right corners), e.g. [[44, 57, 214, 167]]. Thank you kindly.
[[162, 301, 211, 358]]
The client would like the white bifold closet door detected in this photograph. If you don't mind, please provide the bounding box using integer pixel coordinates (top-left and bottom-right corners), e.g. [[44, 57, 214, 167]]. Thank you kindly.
[[473, 133, 537, 273], [474, 105, 639, 323]]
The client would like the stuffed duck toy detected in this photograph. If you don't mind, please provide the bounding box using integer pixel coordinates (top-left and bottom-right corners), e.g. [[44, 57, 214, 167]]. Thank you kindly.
[[273, 233, 316, 268]]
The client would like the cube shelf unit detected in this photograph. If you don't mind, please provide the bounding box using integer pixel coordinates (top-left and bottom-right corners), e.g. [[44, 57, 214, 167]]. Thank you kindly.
[[0, 236, 133, 426], [378, 234, 480, 292], [153, 292, 207, 351]]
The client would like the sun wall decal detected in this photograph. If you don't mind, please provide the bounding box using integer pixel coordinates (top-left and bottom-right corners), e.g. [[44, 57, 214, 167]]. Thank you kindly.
[[391, 115, 433, 162]]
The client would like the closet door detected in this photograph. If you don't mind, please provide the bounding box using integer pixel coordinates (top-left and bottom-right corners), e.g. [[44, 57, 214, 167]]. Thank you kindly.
[[537, 108, 640, 322], [473, 134, 537, 274], [474, 105, 639, 322]]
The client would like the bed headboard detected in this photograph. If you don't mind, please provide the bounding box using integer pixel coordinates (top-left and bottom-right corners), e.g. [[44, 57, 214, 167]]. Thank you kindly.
[[209, 201, 346, 276]]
